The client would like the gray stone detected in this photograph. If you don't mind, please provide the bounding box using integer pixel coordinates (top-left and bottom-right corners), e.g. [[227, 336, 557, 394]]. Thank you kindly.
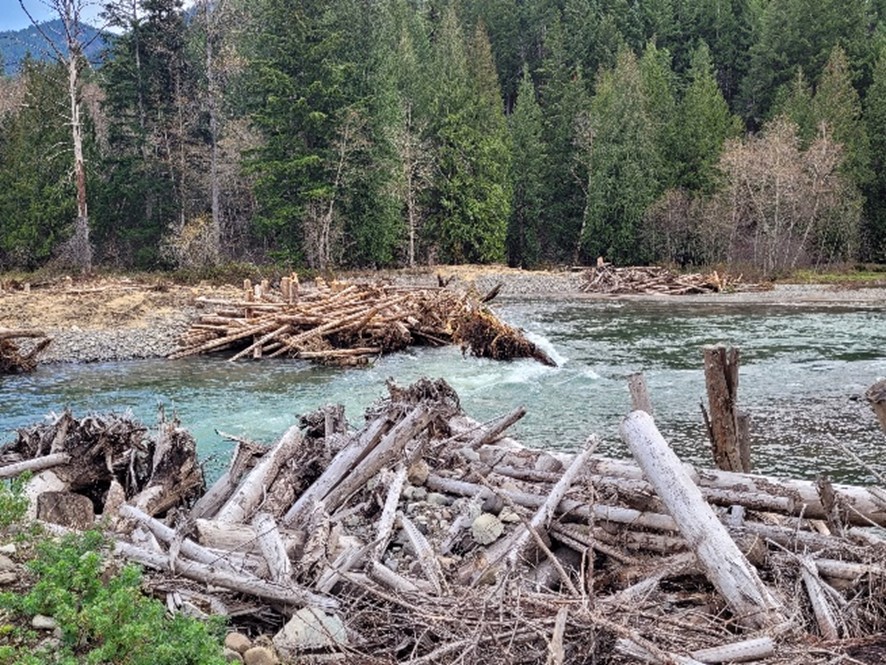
[[32, 615, 58, 631], [0, 544, 16, 555], [225, 632, 252, 655], [36, 491, 95, 530], [0, 571, 18, 585], [0, 554, 15, 571], [243, 646, 278, 665], [426, 492, 451, 506], [406, 459, 429, 486], [471, 513, 504, 545], [274, 608, 348, 654], [223, 647, 244, 663]]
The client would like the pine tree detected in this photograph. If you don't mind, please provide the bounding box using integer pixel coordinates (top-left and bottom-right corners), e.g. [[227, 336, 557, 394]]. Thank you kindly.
[[674, 41, 742, 192], [582, 48, 663, 264], [507, 65, 546, 267], [639, 40, 677, 189]]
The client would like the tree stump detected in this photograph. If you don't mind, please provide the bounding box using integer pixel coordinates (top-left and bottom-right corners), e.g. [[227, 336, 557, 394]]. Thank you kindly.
[[701, 345, 750, 473], [866, 380, 886, 435]]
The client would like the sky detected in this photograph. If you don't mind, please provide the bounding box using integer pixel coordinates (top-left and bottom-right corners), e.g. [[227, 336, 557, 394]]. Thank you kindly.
[[0, 1, 107, 32]]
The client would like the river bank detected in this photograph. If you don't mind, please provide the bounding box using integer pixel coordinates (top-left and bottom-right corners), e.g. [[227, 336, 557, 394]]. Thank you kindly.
[[0, 268, 884, 364]]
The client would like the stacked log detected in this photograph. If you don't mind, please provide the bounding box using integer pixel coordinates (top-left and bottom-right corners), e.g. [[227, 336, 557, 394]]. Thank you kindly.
[[581, 264, 752, 295], [4, 379, 886, 663], [0, 328, 51, 374], [171, 278, 556, 367]]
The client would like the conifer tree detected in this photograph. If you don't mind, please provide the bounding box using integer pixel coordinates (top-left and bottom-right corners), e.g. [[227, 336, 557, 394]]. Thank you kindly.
[[812, 46, 873, 189], [582, 48, 663, 264], [863, 45, 886, 260], [507, 65, 546, 267], [773, 68, 816, 144], [674, 41, 741, 192]]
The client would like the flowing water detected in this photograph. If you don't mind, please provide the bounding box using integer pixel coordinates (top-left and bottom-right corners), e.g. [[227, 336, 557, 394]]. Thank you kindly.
[[2, 298, 885, 483]]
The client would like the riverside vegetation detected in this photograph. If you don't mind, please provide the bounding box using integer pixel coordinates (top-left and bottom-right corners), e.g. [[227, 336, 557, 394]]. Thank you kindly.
[[1, 0, 886, 276]]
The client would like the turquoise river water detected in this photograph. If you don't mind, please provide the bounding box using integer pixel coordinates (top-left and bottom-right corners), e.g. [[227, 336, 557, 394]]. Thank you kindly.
[[2, 299, 885, 483]]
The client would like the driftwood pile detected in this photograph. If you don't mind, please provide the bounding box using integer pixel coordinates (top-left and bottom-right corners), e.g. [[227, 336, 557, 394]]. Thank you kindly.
[[4, 379, 886, 663], [0, 328, 51, 374], [172, 277, 556, 367], [581, 264, 745, 295]]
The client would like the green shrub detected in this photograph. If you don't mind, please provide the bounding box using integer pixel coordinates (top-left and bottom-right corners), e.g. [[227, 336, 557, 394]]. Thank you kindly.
[[0, 530, 226, 665], [0, 474, 29, 529]]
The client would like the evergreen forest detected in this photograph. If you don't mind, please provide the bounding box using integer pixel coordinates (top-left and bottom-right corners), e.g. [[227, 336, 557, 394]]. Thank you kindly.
[[2, 0, 886, 277]]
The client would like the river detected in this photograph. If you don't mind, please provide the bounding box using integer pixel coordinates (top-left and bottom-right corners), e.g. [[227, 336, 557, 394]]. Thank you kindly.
[[2, 298, 884, 483]]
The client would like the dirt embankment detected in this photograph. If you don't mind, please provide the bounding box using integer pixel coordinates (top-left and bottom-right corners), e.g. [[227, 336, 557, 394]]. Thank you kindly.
[[1, 268, 884, 364]]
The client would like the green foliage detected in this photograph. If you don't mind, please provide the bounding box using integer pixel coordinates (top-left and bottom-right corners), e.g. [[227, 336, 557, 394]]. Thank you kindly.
[[0, 530, 225, 665], [582, 48, 666, 264], [507, 65, 547, 267], [426, 9, 511, 263], [863, 45, 886, 261], [0, 474, 29, 530], [0, 60, 76, 269], [674, 41, 742, 192]]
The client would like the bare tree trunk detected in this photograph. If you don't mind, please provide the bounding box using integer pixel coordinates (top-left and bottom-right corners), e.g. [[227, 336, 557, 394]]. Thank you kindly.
[[203, 0, 222, 262]]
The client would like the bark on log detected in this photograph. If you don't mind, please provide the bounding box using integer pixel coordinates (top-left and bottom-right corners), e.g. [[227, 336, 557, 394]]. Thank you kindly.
[[194, 518, 302, 556], [690, 637, 775, 663], [620, 410, 787, 629], [628, 372, 653, 414], [216, 426, 302, 523], [702, 345, 750, 472]]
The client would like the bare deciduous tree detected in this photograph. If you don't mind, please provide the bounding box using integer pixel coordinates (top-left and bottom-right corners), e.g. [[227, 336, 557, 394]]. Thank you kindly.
[[391, 101, 434, 268], [18, 0, 102, 272], [714, 117, 860, 276]]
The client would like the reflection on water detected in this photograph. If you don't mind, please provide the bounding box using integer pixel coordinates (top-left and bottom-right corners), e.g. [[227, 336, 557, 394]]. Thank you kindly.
[[1, 299, 884, 483]]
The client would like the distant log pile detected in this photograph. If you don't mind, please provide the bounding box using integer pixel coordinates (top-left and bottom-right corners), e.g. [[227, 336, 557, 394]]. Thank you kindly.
[[5, 378, 886, 664], [0, 328, 51, 374], [581, 263, 752, 295], [171, 276, 556, 367]]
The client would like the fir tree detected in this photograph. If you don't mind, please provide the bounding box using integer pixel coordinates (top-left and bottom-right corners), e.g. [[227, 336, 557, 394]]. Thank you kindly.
[[863, 45, 886, 260], [507, 65, 547, 267]]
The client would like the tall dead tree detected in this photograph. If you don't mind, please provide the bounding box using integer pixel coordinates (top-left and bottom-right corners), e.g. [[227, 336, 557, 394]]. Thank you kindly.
[[701, 345, 751, 473], [18, 0, 102, 272]]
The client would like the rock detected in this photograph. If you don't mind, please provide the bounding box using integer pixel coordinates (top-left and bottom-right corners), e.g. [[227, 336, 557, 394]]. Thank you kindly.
[[426, 492, 451, 506], [243, 646, 279, 665], [223, 648, 244, 663], [24, 471, 66, 520], [407, 459, 429, 485], [471, 513, 504, 545], [0, 544, 16, 555], [0, 554, 15, 571], [225, 632, 253, 655], [36, 491, 95, 530], [403, 485, 427, 501], [0, 571, 17, 585], [499, 507, 522, 523], [274, 608, 348, 654], [32, 615, 58, 631]]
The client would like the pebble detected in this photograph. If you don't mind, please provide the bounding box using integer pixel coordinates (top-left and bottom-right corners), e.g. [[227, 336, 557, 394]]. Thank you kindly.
[[225, 632, 253, 654], [32, 615, 58, 631], [243, 646, 279, 665]]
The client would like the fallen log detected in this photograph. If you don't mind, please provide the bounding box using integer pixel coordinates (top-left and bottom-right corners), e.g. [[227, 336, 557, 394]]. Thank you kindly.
[[620, 410, 788, 629]]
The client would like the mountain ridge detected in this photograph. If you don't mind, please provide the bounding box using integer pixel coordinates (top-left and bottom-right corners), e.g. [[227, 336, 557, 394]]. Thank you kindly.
[[0, 19, 109, 75]]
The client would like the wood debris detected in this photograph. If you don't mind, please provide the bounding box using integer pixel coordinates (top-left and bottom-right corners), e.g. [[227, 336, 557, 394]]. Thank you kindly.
[[581, 263, 755, 295], [171, 276, 556, 367], [0, 328, 51, 374], [4, 378, 886, 663]]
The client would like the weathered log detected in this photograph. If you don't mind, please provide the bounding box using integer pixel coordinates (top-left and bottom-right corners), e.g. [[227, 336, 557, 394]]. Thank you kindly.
[[251, 512, 293, 584], [114, 540, 337, 610], [372, 465, 407, 560], [282, 416, 390, 527], [702, 345, 749, 473], [866, 379, 886, 435], [620, 410, 787, 629], [216, 425, 302, 523], [800, 557, 839, 640], [321, 406, 431, 515], [628, 372, 653, 414], [0, 452, 71, 479], [194, 518, 302, 556], [690, 637, 775, 663]]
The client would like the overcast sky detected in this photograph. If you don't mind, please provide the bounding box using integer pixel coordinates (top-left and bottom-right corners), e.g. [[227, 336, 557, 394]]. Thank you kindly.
[[0, 1, 107, 32]]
